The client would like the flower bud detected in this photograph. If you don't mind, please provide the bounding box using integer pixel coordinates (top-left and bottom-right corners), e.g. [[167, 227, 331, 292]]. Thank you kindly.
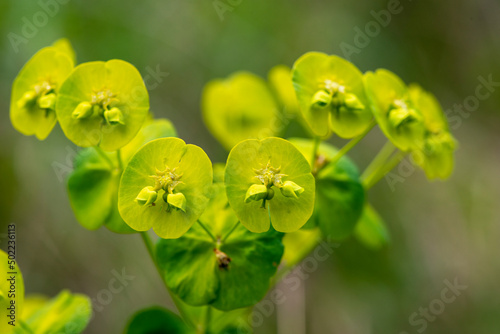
[[165, 192, 187, 212], [311, 90, 331, 108], [337, 106, 348, 115], [388, 107, 417, 129], [245, 184, 269, 203], [38, 93, 57, 109], [17, 90, 37, 109], [388, 107, 425, 149], [72, 102, 93, 119], [344, 93, 365, 110], [135, 186, 157, 206], [280, 181, 304, 198], [266, 187, 275, 200], [104, 107, 125, 125]]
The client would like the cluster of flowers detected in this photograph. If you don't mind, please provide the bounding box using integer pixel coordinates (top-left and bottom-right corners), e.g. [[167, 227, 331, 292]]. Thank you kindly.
[[9, 41, 456, 322]]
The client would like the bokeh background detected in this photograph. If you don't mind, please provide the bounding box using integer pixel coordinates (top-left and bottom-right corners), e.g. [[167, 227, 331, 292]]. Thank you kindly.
[[1, 0, 499, 333]]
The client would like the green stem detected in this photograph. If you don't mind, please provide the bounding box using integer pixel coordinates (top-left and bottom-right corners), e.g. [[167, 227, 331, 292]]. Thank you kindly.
[[310, 136, 321, 168], [330, 120, 376, 166], [364, 151, 408, 190], [197, 220, 217, 242], [19, 320, 34, 334], [361, 141, 396, 181], [221, 221, 240, 243], [94, 146, 115, 169], [116, 149, 124, 171], [140, 232, 194, 328], [204, 306, 212, 332]]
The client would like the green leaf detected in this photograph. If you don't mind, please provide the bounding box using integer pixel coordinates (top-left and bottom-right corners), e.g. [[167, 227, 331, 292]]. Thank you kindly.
[[0, 250, 24, 334], [292, 52, 372, 138], [289, 138, 365, 240], [225, 137, 315, 233], [56, 60, 149, 151], [363, 69, 426, 151], [202, 72, 280, 150], [354, 204, 390, 250], [67, 119, 177, 233], [156, 183, 284, 311], [10, 47, 74, 140], [118, 137, 213, 239], [125, 307, 190, 334], [67, 154, 118, 230], [21, 290, 91, 334]]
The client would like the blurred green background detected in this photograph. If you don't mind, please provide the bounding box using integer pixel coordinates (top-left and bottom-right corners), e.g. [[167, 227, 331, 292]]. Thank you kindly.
[[1, 0, 499, 333]]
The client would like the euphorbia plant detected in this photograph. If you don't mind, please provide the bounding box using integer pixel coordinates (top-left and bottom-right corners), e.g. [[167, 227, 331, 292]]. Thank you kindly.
[[5, 40, 456, 333]]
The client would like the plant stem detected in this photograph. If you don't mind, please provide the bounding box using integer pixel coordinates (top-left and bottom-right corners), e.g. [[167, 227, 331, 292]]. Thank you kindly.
[[140, 232, 194, 328], [94, 146, 115, 169], [363, 151, 408, 190], [19, 320, 34, 334], [204, 306, 212, 332], [221, 221, 240, 243], [330, 120, 376, 166], [116, 149, 124, 171], [197, 220, 217, 242], [361, 141, 396, 181], [310, 136, 321, 168]]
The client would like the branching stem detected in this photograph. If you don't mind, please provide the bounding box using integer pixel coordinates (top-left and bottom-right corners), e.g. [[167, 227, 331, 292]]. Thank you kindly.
[[140, 232, 194, 328], [197, 220, 217, 242], [221, 221, 240, 243], [310, 136, 321, 168], [361, 140, 396, 181], [363, 151, 408, 190], [117, 149, 124, 171], [330, 119, 376, 166], [94, 146, 115, 169]]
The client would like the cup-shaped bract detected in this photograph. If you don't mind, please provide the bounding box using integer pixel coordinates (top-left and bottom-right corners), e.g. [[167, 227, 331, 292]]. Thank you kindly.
[[118, 137, 213, 239], [10, 47, 74, 140], [408, 84, 457, 179], [52, 38, 77, 64], [202, 72, 280, 150], [56, 60, 149, 151], [225, 137, 315, 233], [67, 119, 177, 234], [292, 52, 373, 138], [364, 69, 427, 151], [268, 65, 300, 115], [408, 84, 450, 134]]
